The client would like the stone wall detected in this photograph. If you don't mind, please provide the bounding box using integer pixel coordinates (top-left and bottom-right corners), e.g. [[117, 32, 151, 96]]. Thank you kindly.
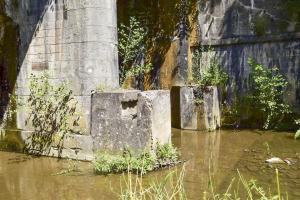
[[194, 0, 300, 112], [3, 0, 120, 133]]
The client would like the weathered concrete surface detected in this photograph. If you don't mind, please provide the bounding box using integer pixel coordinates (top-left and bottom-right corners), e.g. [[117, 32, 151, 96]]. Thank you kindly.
[[202, 86, 221, 131], [171, 86, 221, 131], [2, 0, 119, 133], [0, 130, 94, 161], [91, 90, 140, 153], [171, 86, 197, 129], [117, 0, 199, 89], [1, 0, 121, 160], [137, 90, 171, 150], [1, 89, 171, 160], [195, 0, 300, 111], [91, 90, 171, 154], [197, 0, 300, 41]]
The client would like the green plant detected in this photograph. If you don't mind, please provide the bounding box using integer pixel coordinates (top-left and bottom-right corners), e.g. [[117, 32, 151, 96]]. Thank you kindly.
[[118, 165, 287, 200], [248, 59, 290, 130], [204, 169, 287, 200], [25, 73, 80, 155], [192, 47, 228, 87], [0, 93, 18, 128], [93, 144, 180, 175], [156, 143, 179, 165], [295, 119, 300, 139], [93, 151, 155, 175], [253, 15, 268, 36], [118, 17, 152, 86], [119, 165, 186, 200]]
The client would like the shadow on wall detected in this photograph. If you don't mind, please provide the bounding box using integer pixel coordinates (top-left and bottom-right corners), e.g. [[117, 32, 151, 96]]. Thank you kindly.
[[196, 0, 300, 112], [0, 0, 52, 125], [117, 0, 198, 89]]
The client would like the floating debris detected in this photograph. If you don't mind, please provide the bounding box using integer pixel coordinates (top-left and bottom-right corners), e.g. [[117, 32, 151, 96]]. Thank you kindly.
[[265, 157, 285, 164], [265, 157, 297, 165]]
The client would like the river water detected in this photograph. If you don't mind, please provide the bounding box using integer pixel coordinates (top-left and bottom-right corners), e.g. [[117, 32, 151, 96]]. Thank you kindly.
[[0, 129, 299, 200]]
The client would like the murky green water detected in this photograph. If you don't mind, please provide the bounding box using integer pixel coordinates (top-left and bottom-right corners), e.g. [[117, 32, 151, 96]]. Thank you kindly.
[[0, 129, 299, 200]]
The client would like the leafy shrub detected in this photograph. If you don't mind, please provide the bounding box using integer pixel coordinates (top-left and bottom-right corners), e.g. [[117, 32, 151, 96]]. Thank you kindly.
[[199, 63, 228, 87], [192, 47, 228, 87], [118, 17, 152, 86], [93, 153, 127, 174], [25, 73, 79, 154], [248, 59, 290, 129], [93, 144, 179, 175], [156, 143, 179, 164]]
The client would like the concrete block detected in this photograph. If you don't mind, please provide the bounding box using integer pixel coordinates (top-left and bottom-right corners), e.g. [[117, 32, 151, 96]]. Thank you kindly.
[[20, 131, 94, 161], [137, 90, 171, 150], [91, 90, 171, 154], [171, 86, 221, 131], [171, 86, 197, 129], [202, 86, 221, 131], [91, 90, 141, 153]]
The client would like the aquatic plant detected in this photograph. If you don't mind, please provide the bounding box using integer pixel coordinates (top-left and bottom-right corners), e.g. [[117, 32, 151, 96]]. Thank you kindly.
[[119, 165, 186, 200], [53, 158, 80, 175], [25, 73, 80, 155], [248, 59, 290, 130], [204, 168, 287, 200], [156, 143, 179, 164], [93, 144, 180, 175], [118, 16, 152, 87], [93, 151, 155, 175], [118, 164, 287, 200]]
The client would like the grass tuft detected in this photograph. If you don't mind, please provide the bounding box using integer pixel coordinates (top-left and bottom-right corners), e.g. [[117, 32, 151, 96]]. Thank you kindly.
[[93, 143, 180, 175]]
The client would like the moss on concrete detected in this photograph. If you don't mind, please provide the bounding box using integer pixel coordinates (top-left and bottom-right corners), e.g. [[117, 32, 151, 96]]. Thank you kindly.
[[253, 15, 268, 36], [117, 0, 198, 89]]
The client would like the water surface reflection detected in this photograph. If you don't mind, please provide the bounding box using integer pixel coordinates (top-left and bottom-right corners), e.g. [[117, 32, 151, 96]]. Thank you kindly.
[[0, 129, 299, 199]]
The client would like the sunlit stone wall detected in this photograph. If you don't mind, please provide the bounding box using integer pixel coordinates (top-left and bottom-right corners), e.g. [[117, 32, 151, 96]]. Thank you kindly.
[[195, 0, 300, 111], [10, 0, 119, 133]]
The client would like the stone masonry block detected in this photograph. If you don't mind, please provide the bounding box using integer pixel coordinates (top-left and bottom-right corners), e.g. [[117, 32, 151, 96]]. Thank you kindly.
[[171, 86, 221, 131], [171, 86, 197, 129], [203, 86, 221, 131], [20, 131, 94, 161], [16, 0, 119, 135], [91, 90, 140, 153], [137, 90, 171, 150], [91, 90, 171, 155]]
